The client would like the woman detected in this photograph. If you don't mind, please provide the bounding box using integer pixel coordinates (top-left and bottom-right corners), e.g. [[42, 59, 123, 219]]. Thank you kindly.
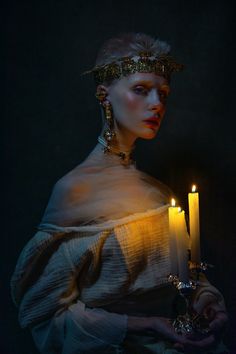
[[11, 33, 228, 353]]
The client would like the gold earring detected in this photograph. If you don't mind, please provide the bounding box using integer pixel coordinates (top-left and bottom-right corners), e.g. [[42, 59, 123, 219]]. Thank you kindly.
[[95, 88, 107, 103], [95, 89, 115, 146], [103, 100, 115, 143]]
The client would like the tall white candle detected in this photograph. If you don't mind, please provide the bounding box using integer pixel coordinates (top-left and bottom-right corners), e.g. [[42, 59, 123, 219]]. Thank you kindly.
[[175, 209, 189, 283], [188, 185, 201, 263], [168, 198, 179, 275]]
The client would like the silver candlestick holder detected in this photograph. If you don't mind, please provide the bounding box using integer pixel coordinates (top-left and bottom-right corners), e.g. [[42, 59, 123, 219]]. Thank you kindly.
[[189, 261, 214, 280], [168, 268, 212, 335]]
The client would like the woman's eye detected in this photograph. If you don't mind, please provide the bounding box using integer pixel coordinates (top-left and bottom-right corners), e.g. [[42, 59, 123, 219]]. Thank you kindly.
[[133, 86, 148, 95], [159, 91, 168, 101]]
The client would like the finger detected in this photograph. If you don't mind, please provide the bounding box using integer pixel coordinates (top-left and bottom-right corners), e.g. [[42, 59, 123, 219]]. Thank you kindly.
[[161, 326, 186, 344], [193, 294, 217, 314], [173, 342, 184, 350], [151, 318, 186, 343], [205, 301, 227, 316], [184, 334, 215, 349], [203, 305, 216, 320], [209, 312, 228, 331]]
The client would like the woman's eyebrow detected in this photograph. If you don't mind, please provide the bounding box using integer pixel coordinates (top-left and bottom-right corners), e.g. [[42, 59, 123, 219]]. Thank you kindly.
[[130, 79, 170, 90], [159, 84, 170, 92], [130, 80, 154, 86]]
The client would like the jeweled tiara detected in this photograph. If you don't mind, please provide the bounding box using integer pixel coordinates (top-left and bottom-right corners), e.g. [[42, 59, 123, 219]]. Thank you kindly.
[[83, 51, 184, 84]]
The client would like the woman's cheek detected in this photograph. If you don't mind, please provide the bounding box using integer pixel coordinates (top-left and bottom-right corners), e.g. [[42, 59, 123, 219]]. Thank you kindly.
[[123, 92, 143, 111]]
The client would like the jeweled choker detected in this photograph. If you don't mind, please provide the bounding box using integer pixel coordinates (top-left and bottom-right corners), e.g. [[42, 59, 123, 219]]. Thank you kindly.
[[98, 136, 135, 166]]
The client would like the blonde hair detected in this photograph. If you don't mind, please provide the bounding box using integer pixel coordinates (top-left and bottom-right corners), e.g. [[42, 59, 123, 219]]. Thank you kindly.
[[95, 32, 171, 67]]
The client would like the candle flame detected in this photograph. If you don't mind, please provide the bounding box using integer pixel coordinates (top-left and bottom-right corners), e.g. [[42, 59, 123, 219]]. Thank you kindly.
[[178, 207, 182, 212], [171, 198, 176, 207], [192, 184, 197, 192]]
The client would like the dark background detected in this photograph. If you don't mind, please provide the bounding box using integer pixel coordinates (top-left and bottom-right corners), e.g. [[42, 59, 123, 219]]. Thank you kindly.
[[4, 0, 236, 353]]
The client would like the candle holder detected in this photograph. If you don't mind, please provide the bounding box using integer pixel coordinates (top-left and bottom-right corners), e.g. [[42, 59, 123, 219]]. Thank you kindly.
[[168, 274, 211, 335], [189, 261, 214, 281]]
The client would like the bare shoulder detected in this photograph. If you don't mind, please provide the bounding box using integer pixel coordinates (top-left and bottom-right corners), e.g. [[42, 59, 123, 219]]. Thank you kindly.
[[51, 162, 102, 203]]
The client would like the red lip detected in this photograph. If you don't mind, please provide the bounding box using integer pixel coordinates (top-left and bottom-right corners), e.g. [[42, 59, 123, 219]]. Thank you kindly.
[[143, 116, 161, 125]]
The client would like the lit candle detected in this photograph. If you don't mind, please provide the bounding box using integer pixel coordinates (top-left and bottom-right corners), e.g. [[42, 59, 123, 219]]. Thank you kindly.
[[175, 208, 189, 282], [188, 185, 201, 263], [168, 198, 179, 275]]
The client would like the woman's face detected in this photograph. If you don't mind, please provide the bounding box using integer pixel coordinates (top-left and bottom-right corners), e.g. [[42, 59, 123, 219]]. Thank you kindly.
[[105, 72, 170, 144]]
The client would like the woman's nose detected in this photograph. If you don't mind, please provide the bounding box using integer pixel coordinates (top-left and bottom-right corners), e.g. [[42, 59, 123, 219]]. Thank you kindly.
[[149, 90, 163, 111]]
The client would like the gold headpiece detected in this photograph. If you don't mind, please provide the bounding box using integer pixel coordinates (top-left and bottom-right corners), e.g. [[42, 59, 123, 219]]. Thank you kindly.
[[83, 51, 184, 84]]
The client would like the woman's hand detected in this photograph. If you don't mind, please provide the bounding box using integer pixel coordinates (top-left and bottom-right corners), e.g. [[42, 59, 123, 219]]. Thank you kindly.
[[150, 316, 217, 352], [128, 315, 196, 346], [149, 316, 188, 344], [172, 294, 228, 352], [128, 296, 228, 352], [128, 315, 184, 343], [193, 294, 228, 333]]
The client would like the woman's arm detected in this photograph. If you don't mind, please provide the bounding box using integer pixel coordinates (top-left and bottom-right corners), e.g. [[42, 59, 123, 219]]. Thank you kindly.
[[32, 302, 128, 354], [12, 231, 128, 353]]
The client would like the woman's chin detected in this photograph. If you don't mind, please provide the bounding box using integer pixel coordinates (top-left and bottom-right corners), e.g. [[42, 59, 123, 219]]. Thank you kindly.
[[141, 129, 159, 140]]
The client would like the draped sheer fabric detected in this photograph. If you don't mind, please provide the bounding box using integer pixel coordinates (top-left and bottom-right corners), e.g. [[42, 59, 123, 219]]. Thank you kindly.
[[41, 144, 171, 226], [11, 145, 227, 353]]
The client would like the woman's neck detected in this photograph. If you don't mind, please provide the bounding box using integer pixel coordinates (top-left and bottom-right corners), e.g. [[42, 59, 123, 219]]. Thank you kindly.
[[112, 129, 136, 152], [101, 123, 137, 150], [97, 135, 135, 166]]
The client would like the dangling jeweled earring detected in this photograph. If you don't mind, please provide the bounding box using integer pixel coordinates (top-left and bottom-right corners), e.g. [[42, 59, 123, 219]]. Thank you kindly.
[[102, 100, 115, 145], [95, 88, 115, 150]]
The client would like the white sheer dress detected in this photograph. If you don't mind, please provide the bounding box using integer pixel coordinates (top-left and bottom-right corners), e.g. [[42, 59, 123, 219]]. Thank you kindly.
[[11, 144, 226, 353]]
